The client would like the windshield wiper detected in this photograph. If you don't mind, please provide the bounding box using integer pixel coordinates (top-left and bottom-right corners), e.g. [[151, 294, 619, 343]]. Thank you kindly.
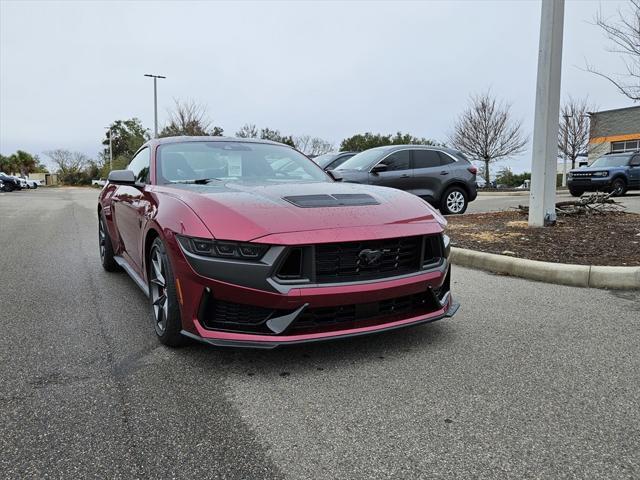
[[169, 178, 221, 185]]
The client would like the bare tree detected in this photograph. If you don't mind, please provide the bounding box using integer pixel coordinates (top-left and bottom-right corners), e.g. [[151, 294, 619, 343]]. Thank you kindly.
[[558, 96, 595, 169], [587, 0, 640, 101], [235, 123, 259, 138], [294, 135, 333, 156], [449, 91, 528, 184], [160, 99, 224, 137], [45, 149, 91, 184]]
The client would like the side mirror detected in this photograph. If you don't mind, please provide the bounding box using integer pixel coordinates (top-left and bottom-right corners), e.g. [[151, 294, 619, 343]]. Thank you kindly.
[[107, 169, 136, 185], [327, 170, 343, 182], [371, 163, 388, 174]]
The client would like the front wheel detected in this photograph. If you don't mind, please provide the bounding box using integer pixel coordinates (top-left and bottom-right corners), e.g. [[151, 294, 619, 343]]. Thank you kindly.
[[440, 187, 468, 215], [610, 178, 627, 197], [148, 237, 186, 347], [99, 212, 120, 272]]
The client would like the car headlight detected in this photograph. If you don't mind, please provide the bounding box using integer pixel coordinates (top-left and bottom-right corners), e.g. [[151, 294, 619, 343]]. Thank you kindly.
[[177, 235, 268, 261], [567, 172, 573, 178], [593, 171, 609, 177]]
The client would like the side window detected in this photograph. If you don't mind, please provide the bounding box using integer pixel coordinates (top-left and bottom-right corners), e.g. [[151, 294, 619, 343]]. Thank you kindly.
[[438, 151, 457, 165], [127, 148, 150, 183], [380, 150, 410, 171], [413, 150, 442, 169]]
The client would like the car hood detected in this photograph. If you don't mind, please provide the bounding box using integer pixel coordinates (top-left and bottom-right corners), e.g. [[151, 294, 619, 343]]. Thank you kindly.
[[157, 181, 442, 242]]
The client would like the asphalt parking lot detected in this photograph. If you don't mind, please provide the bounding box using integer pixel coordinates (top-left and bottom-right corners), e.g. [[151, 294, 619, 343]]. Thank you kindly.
[[1, 187, 639, 479]]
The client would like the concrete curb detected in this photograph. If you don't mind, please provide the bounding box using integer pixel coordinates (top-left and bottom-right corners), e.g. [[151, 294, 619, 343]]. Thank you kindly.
[[476, 191, 570, 197], [450, 247, 640, 290]]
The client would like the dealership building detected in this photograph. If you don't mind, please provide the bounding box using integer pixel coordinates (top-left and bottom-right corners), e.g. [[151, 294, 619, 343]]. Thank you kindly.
[[588, 105, 640, 163]]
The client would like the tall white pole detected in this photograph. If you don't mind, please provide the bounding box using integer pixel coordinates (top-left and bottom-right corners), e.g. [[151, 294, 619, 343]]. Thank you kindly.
[[529, 0, 565, 227]]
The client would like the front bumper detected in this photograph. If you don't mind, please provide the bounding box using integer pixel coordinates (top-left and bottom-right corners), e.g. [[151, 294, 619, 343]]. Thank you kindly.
[[182, 298, 459, 349], [168, 230, 456, 348], [567, 177, 612, 190]]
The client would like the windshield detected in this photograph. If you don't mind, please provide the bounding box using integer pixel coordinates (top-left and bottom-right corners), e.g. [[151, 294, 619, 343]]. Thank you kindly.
[[590, 154, 631, 168], [157, 141, 329, 184], [336, 148, 390, 171], [313, 153, 338, 169]]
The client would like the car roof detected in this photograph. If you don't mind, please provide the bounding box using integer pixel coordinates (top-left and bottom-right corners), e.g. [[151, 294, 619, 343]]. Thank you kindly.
[[144, 136, 288, 147]]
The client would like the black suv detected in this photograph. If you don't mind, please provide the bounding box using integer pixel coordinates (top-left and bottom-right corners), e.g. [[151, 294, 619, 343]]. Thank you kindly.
[[567, 151, 640, 197], [335, 145, 478, 214]]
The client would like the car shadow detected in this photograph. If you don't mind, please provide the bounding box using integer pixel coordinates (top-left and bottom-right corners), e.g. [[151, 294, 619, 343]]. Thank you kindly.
[[179, 321, 456, 375]]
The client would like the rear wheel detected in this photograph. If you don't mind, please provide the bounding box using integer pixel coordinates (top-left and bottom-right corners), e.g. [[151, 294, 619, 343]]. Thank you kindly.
[[99, 211, 120, 272], [148, 237, 186, 347], [569, 188, 584, 197], [610, 178, 627, 197], [440, 186, 468, 215]]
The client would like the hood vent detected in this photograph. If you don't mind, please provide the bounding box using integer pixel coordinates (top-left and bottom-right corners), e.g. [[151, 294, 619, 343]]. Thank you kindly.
[[283, 194, 380, 208]]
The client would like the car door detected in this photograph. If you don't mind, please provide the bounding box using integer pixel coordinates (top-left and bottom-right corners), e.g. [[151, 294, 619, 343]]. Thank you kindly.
[[409, 149, 449, 200], [629, 154, 640, 188], [367, 150, 413, 191], [111, 147, 152, 272]]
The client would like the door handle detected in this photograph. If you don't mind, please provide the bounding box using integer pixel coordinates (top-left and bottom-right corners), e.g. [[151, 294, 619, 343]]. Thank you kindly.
[[440, 170, 449, 175]]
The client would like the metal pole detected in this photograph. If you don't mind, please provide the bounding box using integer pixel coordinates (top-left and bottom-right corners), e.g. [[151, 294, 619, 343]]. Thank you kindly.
[[144, 74, 166, 138], [153, 77, 158, 138], [529, 0, 565, 227], [109, 127, 113, 171], [562, 114, 569, 187]]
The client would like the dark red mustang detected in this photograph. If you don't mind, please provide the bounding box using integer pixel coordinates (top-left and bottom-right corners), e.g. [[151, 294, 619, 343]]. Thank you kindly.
[[98, 136, 458, 348]]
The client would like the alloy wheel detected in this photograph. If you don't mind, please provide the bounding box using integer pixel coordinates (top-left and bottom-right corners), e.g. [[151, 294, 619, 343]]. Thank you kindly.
[[446, 191, 465, 214], [149, 247, 168, 334], [612, 181, 625, 196], [98, 218, 106, 260]]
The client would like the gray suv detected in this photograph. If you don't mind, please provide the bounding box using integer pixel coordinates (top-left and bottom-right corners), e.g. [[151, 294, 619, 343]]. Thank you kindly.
[[334, 145, 478, 214]]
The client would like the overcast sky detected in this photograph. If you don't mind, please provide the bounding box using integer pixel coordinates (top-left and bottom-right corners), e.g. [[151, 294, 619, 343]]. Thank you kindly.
[[0, 0, 635, 172]]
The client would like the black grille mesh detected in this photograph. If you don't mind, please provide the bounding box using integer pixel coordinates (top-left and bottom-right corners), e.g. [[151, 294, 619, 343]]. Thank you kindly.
[[315, 236, 423, 283]]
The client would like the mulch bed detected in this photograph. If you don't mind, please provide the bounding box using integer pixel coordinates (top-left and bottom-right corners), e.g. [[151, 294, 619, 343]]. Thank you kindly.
[[447, 210, 640, 266]]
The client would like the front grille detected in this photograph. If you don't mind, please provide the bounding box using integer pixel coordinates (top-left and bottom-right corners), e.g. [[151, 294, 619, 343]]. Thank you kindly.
[[198, 280, 449, 335], [315, 236, 424, 283], [292, 289, 442, 332]]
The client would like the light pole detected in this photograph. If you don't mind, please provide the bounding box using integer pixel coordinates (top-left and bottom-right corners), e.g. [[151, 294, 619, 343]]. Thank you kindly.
[[104, 126, 113, 171], [529, 0, 565, 227], [144, 73, 166, 138]]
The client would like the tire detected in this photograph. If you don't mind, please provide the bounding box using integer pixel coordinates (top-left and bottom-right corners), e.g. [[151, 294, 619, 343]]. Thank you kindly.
[[98, 211, 120, 272], [148, 237, 186, 347], [440, 186, 468, 215], [569, 188, 584, 197], [610, 178, 627, 197]]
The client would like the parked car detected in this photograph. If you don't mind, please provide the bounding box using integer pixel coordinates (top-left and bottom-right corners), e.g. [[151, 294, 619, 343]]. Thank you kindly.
[[0, 179, 4, 191], [313, 151, 358, 171], [92, 178, 107, 187], [98, 136, 458, 348], [334, 145, 478, 214], [567, 151, 640, 197], [476, 177, 487, 188], [0, 172, 20, 191], [20, 177, 40, 188]]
